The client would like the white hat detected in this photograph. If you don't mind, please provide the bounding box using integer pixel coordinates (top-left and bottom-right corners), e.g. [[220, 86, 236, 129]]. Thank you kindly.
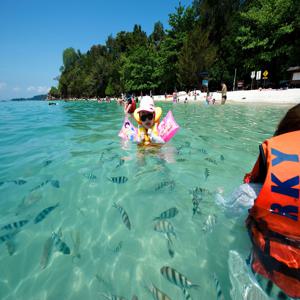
[[135, 96, 155, 113]]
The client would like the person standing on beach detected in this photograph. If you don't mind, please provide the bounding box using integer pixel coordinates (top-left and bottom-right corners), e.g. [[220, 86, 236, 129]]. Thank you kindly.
[[221, 83, 227, 104], [172, 91, 177, 103]]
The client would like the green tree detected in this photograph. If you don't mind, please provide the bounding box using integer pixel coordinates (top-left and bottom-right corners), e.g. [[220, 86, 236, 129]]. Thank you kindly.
[[235, 0, 298, 83], [177, 28, 217, 89], [120, 45, 162, 94], [149, 21, 166, 48], [49, 86, 60, 98], [131, 24, 148, 49], [53, 0, 299, 97], [105, 78, 116, 96], [191, 0, 241, 85], [158, 3, 196, 92], [62, 47, 79, 71]]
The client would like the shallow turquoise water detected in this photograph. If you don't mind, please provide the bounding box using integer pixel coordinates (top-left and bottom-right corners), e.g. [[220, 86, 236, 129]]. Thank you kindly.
[[0, 101, 293, 300]]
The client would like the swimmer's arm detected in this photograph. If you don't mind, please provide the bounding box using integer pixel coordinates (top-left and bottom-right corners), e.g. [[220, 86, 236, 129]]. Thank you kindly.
[[125, 104, 132, 113], [244, 143, 267, 184]]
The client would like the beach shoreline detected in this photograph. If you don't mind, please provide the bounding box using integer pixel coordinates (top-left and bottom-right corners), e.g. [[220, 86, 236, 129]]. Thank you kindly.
[[154, 88, 300, 104], [41, 88, 300, 105]]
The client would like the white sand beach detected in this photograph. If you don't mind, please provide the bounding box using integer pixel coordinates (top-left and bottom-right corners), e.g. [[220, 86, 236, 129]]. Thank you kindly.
[[153, 88, 300, 104]]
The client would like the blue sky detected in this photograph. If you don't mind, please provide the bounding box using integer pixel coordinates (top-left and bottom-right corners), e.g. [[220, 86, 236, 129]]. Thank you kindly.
[[0, 0, 192, 100]]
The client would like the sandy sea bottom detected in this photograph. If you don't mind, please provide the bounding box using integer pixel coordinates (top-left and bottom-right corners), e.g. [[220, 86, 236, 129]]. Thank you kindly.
[[0, 101, 294, 299]]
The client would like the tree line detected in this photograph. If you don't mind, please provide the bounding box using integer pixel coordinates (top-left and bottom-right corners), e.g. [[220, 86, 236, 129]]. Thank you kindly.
[[49, 0, 300, 99]]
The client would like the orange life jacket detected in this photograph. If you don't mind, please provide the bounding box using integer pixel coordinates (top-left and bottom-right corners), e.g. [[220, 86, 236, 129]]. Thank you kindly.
[[246, 130, 300, 298]]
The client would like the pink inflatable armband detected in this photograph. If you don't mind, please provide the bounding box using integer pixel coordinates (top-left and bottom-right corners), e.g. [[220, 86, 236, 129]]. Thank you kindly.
[[158, 111, 179, 142], [118, 118, 137, 142]]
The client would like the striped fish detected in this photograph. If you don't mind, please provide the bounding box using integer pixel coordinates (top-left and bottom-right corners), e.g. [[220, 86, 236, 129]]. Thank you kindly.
[[40, 236, 54, 269], [0, 179, 27, 186], [204, 168, 210, 180], [84, 173, 97, 180], [113, 203, 131, 230], [191, 190, 202, 203], [145, 283, 172, 300], [95, 274, 110, 288], [154, 180, 175, 192], [112, 241, 123, 253], [176, 146, 183, 154], [1, 219, 29, 231], [176, 158, 186, 162], [160, 266, 199, 289], [101, 293, 127, 300], [50, 179, 60, 188], [182, 288, 192, 300], [116, 159, 125, 168], [190, 187, 212, 198], [192, 196, 201, 216], [153, 207, 179, 221], [205, 157, 218, 165], [13, 179, 27, 185], [176, 142, 191, 153], [213, 273, 225, 300], [30, 179, 60, 192], [198, 135, 209, 141], [153, 220, 176, 238], [109, 176, 128, 184], [0, 232, 16, 243], [51, 231, 70, 254], [277, 291, 289, 299], [199, 148, 208, 154], [34, 203, 59, 224], [42, 160, 53, 167], [30, 180, 50, 192], [264, 280, 274, 296], [166, 238, 175, 258], [220, 155, 225, 161]]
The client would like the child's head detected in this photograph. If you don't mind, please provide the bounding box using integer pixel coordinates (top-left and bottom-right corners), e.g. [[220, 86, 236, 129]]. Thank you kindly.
[[136, 96, 156, 129], [274, 104, 300, 136]]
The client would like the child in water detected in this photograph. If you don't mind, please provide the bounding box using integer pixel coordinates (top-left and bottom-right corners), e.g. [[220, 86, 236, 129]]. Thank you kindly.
[[133, 96, 165, 145], [244, 103, 300, 299], [124, 95, 136, 115], [217, 104, 300, 299]]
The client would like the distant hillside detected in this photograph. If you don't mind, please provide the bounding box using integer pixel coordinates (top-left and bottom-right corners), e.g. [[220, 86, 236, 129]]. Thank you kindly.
[[10, 94, 47, 101]]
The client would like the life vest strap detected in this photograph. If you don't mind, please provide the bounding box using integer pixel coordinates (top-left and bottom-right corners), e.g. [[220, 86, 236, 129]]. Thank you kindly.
[[247, 217, 300, 249], [258, 144, 267, 183], [247, 217, 300, 281], [251, 236, 300, 281]]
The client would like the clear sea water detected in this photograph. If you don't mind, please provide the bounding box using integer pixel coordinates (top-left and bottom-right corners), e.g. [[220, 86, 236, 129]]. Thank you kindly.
[[0, 100, 294, 300]]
